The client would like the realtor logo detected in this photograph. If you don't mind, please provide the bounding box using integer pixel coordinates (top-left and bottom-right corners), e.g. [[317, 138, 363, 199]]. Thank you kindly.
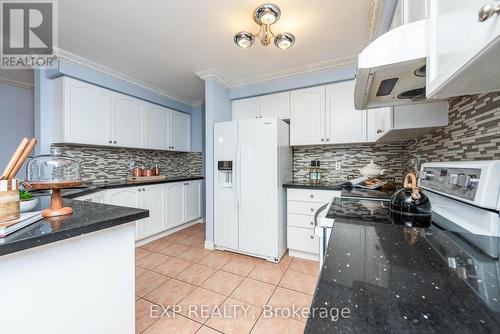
[[1, 0, 57, 68]]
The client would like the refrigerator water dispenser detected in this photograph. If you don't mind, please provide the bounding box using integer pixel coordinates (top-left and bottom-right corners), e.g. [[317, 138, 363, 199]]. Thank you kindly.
[[218, 161, 233, 187]]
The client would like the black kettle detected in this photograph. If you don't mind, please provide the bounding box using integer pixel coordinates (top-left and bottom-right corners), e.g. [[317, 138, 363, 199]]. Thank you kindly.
[[390, 173, 432, 228]]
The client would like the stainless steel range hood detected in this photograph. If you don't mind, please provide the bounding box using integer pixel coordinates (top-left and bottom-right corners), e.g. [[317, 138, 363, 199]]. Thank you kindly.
[[354, 19, 434, 110]]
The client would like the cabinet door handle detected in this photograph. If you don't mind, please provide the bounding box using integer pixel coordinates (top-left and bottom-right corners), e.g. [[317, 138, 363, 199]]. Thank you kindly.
[[310, 194, 314, 198], [310, 221, 314, 226], [310, 235, 314, 239], [113, 141, 117, 144], [142, 188, 146, 191], [138, 189, 141, 192], [376, 129, 384, 134], [108, 140, 112, 144], [310, 208, 314, 212], [326, 138, 330, 142], [478, 3, 500, 22], [321, 138, 325, 142]]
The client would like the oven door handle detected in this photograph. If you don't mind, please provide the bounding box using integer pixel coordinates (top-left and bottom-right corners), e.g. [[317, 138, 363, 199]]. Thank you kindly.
[[314, 203, 330, 229]]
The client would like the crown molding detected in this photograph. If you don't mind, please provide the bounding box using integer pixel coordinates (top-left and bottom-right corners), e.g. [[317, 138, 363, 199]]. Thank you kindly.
[[55, 48, 196, 106], [0, 75, 34, 90], [191, 99, 204, 107], [229, 56, 358, 88], [195, 69, 230, 88], [367, 0, 384, 43]]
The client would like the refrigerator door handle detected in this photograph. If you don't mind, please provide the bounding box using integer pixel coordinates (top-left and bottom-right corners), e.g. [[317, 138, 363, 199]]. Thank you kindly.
[[236, 144, 242, 211], [232, 148, 238, 210]]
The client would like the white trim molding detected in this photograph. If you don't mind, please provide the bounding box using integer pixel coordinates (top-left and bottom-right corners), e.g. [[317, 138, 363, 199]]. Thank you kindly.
[[204, 240, 215, 251], [0, 75, 34, 90], [195, 68, 231, 88], [55, 48, 195, 106], [197, 55, 358, 90]]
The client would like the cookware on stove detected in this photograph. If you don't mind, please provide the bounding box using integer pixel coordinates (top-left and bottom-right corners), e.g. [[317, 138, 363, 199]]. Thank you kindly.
[[390, 173, 432, 228]]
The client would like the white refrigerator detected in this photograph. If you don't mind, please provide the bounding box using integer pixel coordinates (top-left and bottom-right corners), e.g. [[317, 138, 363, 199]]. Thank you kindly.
[[214, 117, 291, 262]]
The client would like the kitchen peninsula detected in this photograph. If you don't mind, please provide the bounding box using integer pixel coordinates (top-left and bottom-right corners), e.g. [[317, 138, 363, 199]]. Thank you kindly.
[[0, 198, 149, 334]]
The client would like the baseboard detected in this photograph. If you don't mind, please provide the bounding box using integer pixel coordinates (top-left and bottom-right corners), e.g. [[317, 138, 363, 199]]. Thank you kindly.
[[289, 249, 320, 261], [135, 218, 203, 247], [204, 240, 215, 250]]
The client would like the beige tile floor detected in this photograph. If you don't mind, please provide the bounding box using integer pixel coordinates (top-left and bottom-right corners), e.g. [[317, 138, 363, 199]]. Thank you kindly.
[[135, 223, 319, 334]]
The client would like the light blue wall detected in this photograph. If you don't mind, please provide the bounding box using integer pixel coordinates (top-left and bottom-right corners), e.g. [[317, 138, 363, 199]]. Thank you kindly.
[[204, 79, 231, 243], [229, 63, 357, 100], [0, 83, 34, 179], [35, 59, 203, 154]]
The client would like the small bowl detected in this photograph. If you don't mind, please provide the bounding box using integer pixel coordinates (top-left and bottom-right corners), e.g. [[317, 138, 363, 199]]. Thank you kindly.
[[20, 197, 39, 213]]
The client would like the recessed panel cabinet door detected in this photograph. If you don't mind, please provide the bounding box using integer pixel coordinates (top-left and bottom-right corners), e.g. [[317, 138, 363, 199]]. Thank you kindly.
[[326, 80, 367, 144], [170, 111, 191, 152], [65, 78, 112, 145], [232, 97, 259, 120], [142, 185, 166, 238], [290, 86, 326, 145], [113, 93, 145, 148], [259, 92, 290, 120], [146, 104, 169, 150], [367, 107, 393, 142], [185, 181, 201, 222], [106, 187, 143, 240], [166, 182, 186, 228]]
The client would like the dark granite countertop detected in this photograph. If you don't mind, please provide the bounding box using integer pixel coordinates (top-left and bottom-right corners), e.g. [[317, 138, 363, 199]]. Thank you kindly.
[[283, 181, 344, 191], [62, 176, 204, 198], [0, 198, 149, 256], [306, 198, 500, 333]]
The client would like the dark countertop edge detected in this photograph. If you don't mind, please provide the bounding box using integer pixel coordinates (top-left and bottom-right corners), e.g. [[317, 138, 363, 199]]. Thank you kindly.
[[63, 176, 205, 199], [283, 182, 344, 191], [0, 208, 149, 257]]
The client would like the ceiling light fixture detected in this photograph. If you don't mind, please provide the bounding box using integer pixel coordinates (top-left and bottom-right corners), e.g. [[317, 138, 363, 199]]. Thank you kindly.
[[234, 3, 295, 50]]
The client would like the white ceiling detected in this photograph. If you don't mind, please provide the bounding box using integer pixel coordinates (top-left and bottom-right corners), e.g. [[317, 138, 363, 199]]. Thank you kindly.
[[1, 1, 377, 103]]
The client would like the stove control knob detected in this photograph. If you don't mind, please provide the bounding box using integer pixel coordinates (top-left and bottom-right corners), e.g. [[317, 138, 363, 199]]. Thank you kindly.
[[457, 175, 474, 188], [447, 174, 459, 185], [417, 171, 434, 180]]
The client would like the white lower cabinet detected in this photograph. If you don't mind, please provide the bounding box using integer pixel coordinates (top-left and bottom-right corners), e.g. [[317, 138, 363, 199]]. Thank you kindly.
[[105, 180, 203, 241], [286, 188, 341, 260], [166, 182, 186, 228], [73, 190, 106, 204]]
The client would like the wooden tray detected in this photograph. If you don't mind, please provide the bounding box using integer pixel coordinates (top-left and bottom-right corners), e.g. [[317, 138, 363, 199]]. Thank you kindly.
[[127, 175, 166, 182]]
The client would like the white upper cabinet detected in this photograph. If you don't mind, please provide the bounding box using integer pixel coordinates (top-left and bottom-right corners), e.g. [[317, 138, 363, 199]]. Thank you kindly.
[[427, 0, 500, 98], [170, 111, 191, 152], [113, 93, 145, 148], [51, 76, 191, 151], [290, 86, 326, 146], [232, 97, 259, 120], [58, 77, 112, 146], [367, 107, 393, 142], [232, 92, 290, 121], [146, 103, 170, 150], [326, 81, 367, 144], [259, 92, 290, 119]]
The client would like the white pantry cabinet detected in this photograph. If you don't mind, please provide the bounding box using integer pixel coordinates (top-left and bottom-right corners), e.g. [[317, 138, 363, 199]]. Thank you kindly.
[[232, 92, 290, 121], [427, 0, 500, 98], [51, 76, 191, 151], [106, 180, 203, 241]]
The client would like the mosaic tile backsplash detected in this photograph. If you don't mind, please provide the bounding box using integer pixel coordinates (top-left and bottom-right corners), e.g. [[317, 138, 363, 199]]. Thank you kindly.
[[52, 144, 203, 181], [292, 143, 405, 184], [404, 92, 500, 172]]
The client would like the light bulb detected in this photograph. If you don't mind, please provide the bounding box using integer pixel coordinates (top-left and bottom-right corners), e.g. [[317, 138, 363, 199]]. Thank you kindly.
[[274, 33, 295, 50], [278, 40, 291, 50], [234, 32, 254, 49], [238, 39, 251, 48], [260, 13, 277, 25]]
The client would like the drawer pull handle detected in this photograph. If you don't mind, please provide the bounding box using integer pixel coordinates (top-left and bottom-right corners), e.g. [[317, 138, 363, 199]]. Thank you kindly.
[[310, 221, 314, 226], [310, 235, 314, 239], [310, 194, 314, 198], [310, 208, 314, 212]]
